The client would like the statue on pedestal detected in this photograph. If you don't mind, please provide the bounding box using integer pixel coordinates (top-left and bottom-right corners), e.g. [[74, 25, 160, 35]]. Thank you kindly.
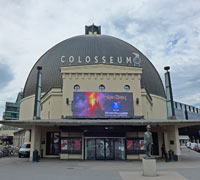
[[144, 125, 153, 159]]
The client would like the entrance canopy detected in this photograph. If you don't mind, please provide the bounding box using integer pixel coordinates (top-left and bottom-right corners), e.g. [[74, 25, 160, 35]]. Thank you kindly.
[[1, 119, 200, 128]]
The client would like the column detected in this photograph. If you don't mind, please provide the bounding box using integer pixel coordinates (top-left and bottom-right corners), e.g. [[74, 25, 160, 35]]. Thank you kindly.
[[164, 129, 169, 152], [30, 126, 41, 161], [174, 126, 181, 158]]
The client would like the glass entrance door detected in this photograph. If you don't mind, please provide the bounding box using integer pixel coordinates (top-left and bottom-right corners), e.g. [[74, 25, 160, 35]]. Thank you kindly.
[[85, 138, 125, 160], [114, 138, 125, 160], [46, 132, 60, 155], [95, 138, 114, 160], [96, 139, 105, 160], [85, 138, 95, 160], [105, 138, 114, 160]]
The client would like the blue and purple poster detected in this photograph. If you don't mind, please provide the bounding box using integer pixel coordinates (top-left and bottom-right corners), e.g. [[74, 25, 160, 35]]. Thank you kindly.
[[73, 92, 133, 117]]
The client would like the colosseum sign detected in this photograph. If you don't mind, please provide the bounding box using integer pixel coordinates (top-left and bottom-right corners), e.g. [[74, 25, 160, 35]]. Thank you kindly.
[[60, 52, 141, 67]]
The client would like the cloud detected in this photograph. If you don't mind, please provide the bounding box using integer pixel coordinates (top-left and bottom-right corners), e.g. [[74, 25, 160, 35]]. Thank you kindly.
[[0, 0, 200, 119], [0, 61, 14, 89]]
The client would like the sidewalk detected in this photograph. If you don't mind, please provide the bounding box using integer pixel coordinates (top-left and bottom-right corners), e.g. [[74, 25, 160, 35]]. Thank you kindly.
[[0, 147, 199, 180], [120, 147, 200, 180], [120, 171, 189, 180]]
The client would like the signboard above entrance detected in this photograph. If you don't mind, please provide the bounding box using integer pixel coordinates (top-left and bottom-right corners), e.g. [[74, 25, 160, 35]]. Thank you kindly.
[[73, 92, 134, 118]]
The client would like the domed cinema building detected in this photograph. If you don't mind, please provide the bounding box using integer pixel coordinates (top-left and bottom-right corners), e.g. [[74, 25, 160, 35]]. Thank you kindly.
[[3, 25, 200, 161]]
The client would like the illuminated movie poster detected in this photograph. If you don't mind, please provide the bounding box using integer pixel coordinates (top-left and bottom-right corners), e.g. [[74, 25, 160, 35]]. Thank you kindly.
[[73, 92, 133, 117], [61, 139, 68, 150], [126, 140, 134, 150], [139, 140, 144, 150]]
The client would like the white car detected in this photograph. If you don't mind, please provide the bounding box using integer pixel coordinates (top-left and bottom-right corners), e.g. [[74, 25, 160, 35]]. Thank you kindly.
[[186, 142, 191, 148], [18, 142, 31, 158]]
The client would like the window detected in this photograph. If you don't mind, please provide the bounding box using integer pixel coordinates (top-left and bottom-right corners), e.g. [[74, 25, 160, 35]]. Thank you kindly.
[[126, 138, 144, 154], [180, 103, 182, 110], [124, 85, 130, 91], [61, 137, 82, 154], [99, 84, 105, 91], [46, 132, 60, 155], [74, 85, 80, 91], [21, 143, 30, 148], [175, 102, 177, 109], [26, 144, 31, 148]]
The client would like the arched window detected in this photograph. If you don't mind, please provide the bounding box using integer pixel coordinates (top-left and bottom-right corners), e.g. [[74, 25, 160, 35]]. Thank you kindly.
[[124, 85, 130, 91], [74, 85, 80, 91], [99, 84, 105, 91]]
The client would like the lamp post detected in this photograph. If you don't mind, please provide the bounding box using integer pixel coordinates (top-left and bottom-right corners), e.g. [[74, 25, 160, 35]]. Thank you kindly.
[[33, 66, 42, 120], [164, 66, 175, 119]]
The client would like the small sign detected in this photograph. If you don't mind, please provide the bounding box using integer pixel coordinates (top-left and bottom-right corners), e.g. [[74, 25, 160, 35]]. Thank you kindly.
[[198, 130, 200, 136]]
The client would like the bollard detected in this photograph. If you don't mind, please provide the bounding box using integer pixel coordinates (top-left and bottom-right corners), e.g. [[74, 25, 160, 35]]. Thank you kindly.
[[168, 149, 174, 161], [33, 149, 39, 162]]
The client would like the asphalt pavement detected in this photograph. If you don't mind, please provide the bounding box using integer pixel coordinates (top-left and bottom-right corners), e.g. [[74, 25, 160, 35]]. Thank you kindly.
[[0, 147, 200, 180]]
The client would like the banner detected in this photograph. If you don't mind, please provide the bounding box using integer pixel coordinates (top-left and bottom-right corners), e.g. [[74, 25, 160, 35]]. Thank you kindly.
[[73, 92, 133, 118]]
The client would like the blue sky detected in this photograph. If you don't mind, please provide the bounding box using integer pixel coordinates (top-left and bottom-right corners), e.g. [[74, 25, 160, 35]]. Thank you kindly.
[[0, 0, 200, 119]]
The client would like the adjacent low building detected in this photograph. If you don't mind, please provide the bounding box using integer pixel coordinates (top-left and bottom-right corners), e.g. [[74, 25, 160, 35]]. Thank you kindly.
[[1, 25, 200, 161], [13, 129, 31, 148], [3, 92, 23, 121], [0, 129, 16, 145], [0, 92, 23, 144]]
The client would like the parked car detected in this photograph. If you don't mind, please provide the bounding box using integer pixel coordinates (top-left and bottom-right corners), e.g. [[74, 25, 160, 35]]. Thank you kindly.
[[0, 150, 3, 158], [194, 144, 198, 151], [197, 144, 200, 152], [186, 141, 191, 148], [18, 142, 31, 158], [0, 147, 10, 157], [190, 143, 198, 151]]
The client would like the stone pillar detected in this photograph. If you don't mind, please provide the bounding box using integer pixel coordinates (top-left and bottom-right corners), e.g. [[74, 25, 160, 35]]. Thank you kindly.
[[164, 129, 169, 152], [30, 126, 41, 161], [142, 158, 157, 176], [24, 130, 31, 143], [173, 126, 181, 159], [164, 125, 181, 161]]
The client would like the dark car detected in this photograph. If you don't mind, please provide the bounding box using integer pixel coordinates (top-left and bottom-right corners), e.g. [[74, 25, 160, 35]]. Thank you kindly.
[[0, 147, 10, 157], [0, 150, 3, 158]]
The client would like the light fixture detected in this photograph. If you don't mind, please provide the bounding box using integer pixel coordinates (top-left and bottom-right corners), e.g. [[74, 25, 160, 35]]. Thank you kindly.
[[164, 66, 170, 71], [136, 98, 139, 105], [66, 98, 69, 105]]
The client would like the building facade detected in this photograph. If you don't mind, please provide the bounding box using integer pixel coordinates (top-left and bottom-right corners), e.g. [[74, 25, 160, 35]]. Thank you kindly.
[[2, 25, 199, 161], [0, 92, 23, 144], [13, 129, 30, 148], [174, 101, 200, 120], [174, 101, 200, 142], [3, 91, 23, 121]]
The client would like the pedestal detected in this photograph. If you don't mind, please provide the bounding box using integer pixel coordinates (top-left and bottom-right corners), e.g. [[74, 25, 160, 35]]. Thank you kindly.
[[142, 158, 157, 177]]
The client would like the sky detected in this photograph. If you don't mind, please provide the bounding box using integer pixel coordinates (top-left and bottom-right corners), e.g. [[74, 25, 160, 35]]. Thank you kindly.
[[0, 0, 200, 119]]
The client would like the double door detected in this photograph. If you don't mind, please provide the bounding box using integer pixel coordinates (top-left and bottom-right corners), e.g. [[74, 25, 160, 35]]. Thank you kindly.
[[96, 138, 114, 160], [85, 138, 125, 160]]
